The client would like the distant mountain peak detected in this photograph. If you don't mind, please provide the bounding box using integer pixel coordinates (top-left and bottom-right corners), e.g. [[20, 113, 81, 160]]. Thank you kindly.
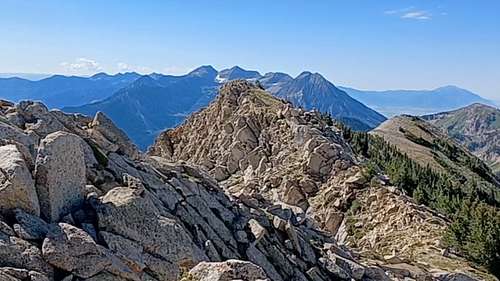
[[130, 75, 159, 88], [275, 71, 386, 130], [295, 71, 331, 84], [90, 72, 110, 79], [217, 66, 261, 82], [188, 65, 218, 78]]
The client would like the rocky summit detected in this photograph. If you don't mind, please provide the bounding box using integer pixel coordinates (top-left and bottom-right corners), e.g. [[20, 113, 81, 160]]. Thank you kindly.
[[150, 81, 496, 280], [0, 82, 495, 281]]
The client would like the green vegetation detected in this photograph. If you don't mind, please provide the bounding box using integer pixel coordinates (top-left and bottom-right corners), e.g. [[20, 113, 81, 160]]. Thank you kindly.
[[335, 120, 500, 276], [88, 140, 109, 167]]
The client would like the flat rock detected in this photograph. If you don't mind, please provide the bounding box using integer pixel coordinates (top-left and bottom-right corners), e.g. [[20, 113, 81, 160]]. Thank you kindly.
[[189, 259, 269, 281], [94, 186, 207, 277]]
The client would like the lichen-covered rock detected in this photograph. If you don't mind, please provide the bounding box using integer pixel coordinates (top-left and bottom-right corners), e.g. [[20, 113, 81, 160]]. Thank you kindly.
[[35, 131, 86, 221], [0, 233, 53, 276], [15, 101, 66, 139], [189, 259, 268, 281], [0, 122, 36, 153], [0, 267, 29, 280], [94, 185, 207, 274], [42, 223, 110, 278], [0, 144, 40, 216], [13, 209, 49, 240]]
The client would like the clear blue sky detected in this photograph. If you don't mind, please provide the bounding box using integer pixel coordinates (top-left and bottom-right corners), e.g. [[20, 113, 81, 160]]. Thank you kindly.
[[1, 0, 499, 100]]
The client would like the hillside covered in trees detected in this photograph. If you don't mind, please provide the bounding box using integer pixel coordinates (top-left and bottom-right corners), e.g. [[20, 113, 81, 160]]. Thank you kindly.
[[335, 117, 500, 277]]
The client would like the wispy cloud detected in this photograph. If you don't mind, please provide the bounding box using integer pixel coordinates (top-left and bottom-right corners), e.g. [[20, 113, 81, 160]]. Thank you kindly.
[[384, 6, 414, 15], [401, 11, 431, 20], [60, 58, 102, 73], [163, 66, 191, 75], [385, 7, 434, 20]]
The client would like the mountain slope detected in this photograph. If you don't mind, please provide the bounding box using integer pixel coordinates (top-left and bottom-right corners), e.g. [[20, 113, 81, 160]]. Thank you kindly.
[[0, 72, 141, 108], [422, 103, 500, 176], [275, 72, 387, 130], [341, 85, 496, 117], [258, 72, 293, 94], [371, 115, 499, 200], [148, 80, 495, 280], [64, 66, 219, 149]]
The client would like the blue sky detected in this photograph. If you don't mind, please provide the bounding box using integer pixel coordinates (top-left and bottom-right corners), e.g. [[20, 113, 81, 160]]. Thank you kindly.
[[1, 0, 499, 100]]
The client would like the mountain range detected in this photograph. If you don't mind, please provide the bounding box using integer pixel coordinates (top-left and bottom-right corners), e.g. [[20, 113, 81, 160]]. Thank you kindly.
[[65, 66, 219, 149], [341, 85, 496, 117], [64, 66, 387, 148], [0, 72, 141, 108], [1, 66, 495, 150]]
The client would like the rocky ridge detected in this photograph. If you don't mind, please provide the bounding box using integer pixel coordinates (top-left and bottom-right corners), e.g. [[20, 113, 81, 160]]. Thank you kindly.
[[149, 81, 495, 280], [0, 94, 447, 280]]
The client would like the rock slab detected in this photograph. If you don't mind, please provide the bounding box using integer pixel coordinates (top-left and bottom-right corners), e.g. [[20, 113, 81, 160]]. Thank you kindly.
[[35, 131, 86, 222]]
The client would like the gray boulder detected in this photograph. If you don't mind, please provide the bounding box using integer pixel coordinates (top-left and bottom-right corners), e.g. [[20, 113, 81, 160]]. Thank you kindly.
[[0, 233, 52, 276], [90, 112, 140, 159], [189, 259, 269, 281], [13, 209, 49, 240], [0, 144, 40, 216], [34, 131, 86, 222], [42, 223, 110, 278], [94, 185, 207, 278]]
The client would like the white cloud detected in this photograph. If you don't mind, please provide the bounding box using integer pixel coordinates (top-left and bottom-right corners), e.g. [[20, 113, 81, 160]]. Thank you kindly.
[[384, 7, 433, 20], [163, 66, 191, 75], [401, 11, 431, 20], [117, 62, 132, 71], [60, 58, 102, 73], [384, 6, 413, 15], [117, 62, 152, 74]]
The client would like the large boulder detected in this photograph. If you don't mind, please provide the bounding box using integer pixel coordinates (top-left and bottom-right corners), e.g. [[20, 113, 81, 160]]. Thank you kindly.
[[34, 131, 86, 222], [0, 144, 40, 216], [188, 260, 269, 281], [16, 101, 66, 138], [0, 122, 36, 153], [42, 223, 110, 278], [90, 112, 140, 159], [0, 232, 53, 277], [13, 209, 49, 241], [94, 185, 207, 277]]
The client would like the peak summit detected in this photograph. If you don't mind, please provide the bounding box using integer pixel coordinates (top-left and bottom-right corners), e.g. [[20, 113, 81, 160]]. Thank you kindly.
[[218, 66, 262, 81], [187, 65, 218, 78]]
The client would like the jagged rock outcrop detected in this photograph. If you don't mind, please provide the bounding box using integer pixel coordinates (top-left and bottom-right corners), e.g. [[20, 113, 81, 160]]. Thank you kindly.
[[149, 81, 495, 281], [0, 97, 393, 281], [149, 80, 355, 210]]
